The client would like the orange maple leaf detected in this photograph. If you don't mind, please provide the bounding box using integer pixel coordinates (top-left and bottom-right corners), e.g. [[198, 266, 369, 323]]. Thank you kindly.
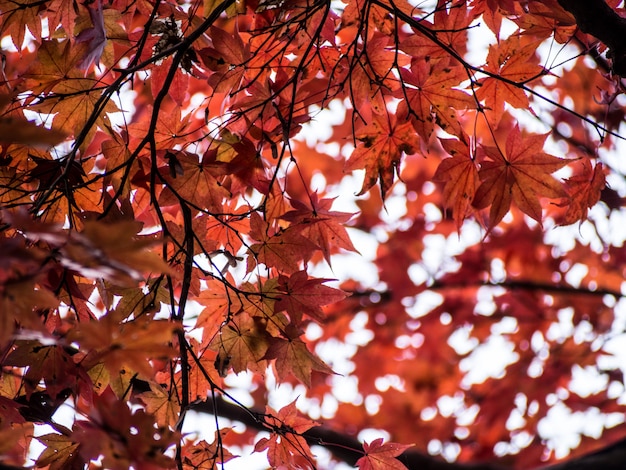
[[151, 56, 189, 106], [349, 33, 401, 117], [558, 160, 606, 225], [476, 36, 544, 128], [398, 61, 475, 141], [356, 438, 414, 470], [195, 278, 241, 342], [400, 0, 473, 63], [281, 193, 357, 264], [0, 0, 42, 49], [186, 339, 224, 398], [472, 126, 568, 228], [159, 150, 231, 214], [31, 77, 118, 138], [22, 41, 86, 94], [210, 312, 270, 374], [137, 381, 181, 428], [0, 95, 67, 147], [265, 326, 334, 386], [182, 429, 237, 469], [275, 270, 347, 324], [254, 399, 318, 469], [62, 220, 171, 284], [70, 310, 177, 379], [128, 104, 192, 150], [433, 137, 480, 230], [345, 113, 420, 198], [247, 212, 317, 274], [75, 388, 178, 469], [0, 416, 32, 468]]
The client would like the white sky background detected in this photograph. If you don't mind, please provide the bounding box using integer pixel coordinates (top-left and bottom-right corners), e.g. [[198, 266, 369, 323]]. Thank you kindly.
[[20, 1, 626, 469]]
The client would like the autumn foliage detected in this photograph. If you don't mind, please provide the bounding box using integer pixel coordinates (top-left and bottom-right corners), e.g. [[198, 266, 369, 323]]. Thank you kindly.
[[1, 0, 626, 468]]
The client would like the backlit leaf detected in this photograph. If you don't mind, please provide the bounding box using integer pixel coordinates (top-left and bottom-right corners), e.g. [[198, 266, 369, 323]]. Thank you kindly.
[[472, 125, 568, 228]]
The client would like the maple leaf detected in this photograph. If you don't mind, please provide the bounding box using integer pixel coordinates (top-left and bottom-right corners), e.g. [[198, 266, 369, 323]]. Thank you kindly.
[[100, 134, 136, 194], [22, 41, 87, 94], [209, 312, 270, 374], [558, 160, 606, 225], [0, 96, 67, 147], [254, 399, 318, 469], [98, 280, 169, 321], [0, 419, 33, 468], [433, 137, 480, 230], [215, 141, 272, 195], [281, 193, 357, 265], [159, 150, 231, 214], [200, 26, 249, 93], [205, 207, 250, 255], [69, 310, 177, 379], [46, 0, 80, 37], [397, 61, 475, 141], [186, 339, 224, 399], [35, 433, 81, 470], [137, 382, 181, 428], [275, 270, 347, 324], [151, 56, 190, 106], [0, 0, 42, 48], [349, 33, 401, 118], [194, 277, 242, 342], [128, 105, 192, 150], [400, 0, 474, 63], [247, 212, 317, 274], [4, 342, 80, 399], [345, 113, 420, 198], [476, 36, 544, 128], [182, 429, 237, 469], [472, 126, 568, 228], [513, 1, 576, 43], [264, 326, 334, 386], [74, 388, 178, 470], [60, 220, 171, 285], [0, 279, 58, 348], [31, 78, 118, 139], [356, 438, 414, 470]]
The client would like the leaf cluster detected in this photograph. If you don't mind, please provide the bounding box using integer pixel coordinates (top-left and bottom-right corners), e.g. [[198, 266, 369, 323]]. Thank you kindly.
[[1, 0, 626, 469]]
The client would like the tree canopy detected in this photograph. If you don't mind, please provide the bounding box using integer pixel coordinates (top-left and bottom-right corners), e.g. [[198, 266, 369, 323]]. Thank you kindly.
[[2, 0, 626, 468]]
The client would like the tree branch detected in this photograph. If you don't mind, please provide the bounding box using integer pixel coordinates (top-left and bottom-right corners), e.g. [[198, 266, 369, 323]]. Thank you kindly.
[[190, 397, 504, 470], [189, 397, 626, 470]]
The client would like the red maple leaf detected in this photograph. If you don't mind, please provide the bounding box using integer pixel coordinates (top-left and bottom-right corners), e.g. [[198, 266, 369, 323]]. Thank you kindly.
[[472, 125, 568, 228], [398, 61, 474, 141], [557, 160, 606, 225], [345, 113, 420, 198], [254, 399, 318, 469], [200, 26, 249, 93], [281, 193, 357, 264], [275, 270, 347, 324], [356, 438, 414, 470], [433, 137, 480, 230], [247, 212, 317, 274]]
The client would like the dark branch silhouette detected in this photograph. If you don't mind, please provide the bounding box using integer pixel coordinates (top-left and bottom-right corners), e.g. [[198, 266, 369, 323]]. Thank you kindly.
[[558, 0, 626, 76]]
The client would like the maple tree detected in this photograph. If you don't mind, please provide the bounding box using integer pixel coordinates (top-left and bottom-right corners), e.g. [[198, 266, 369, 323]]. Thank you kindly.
[[3, 0, 626, 468]]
